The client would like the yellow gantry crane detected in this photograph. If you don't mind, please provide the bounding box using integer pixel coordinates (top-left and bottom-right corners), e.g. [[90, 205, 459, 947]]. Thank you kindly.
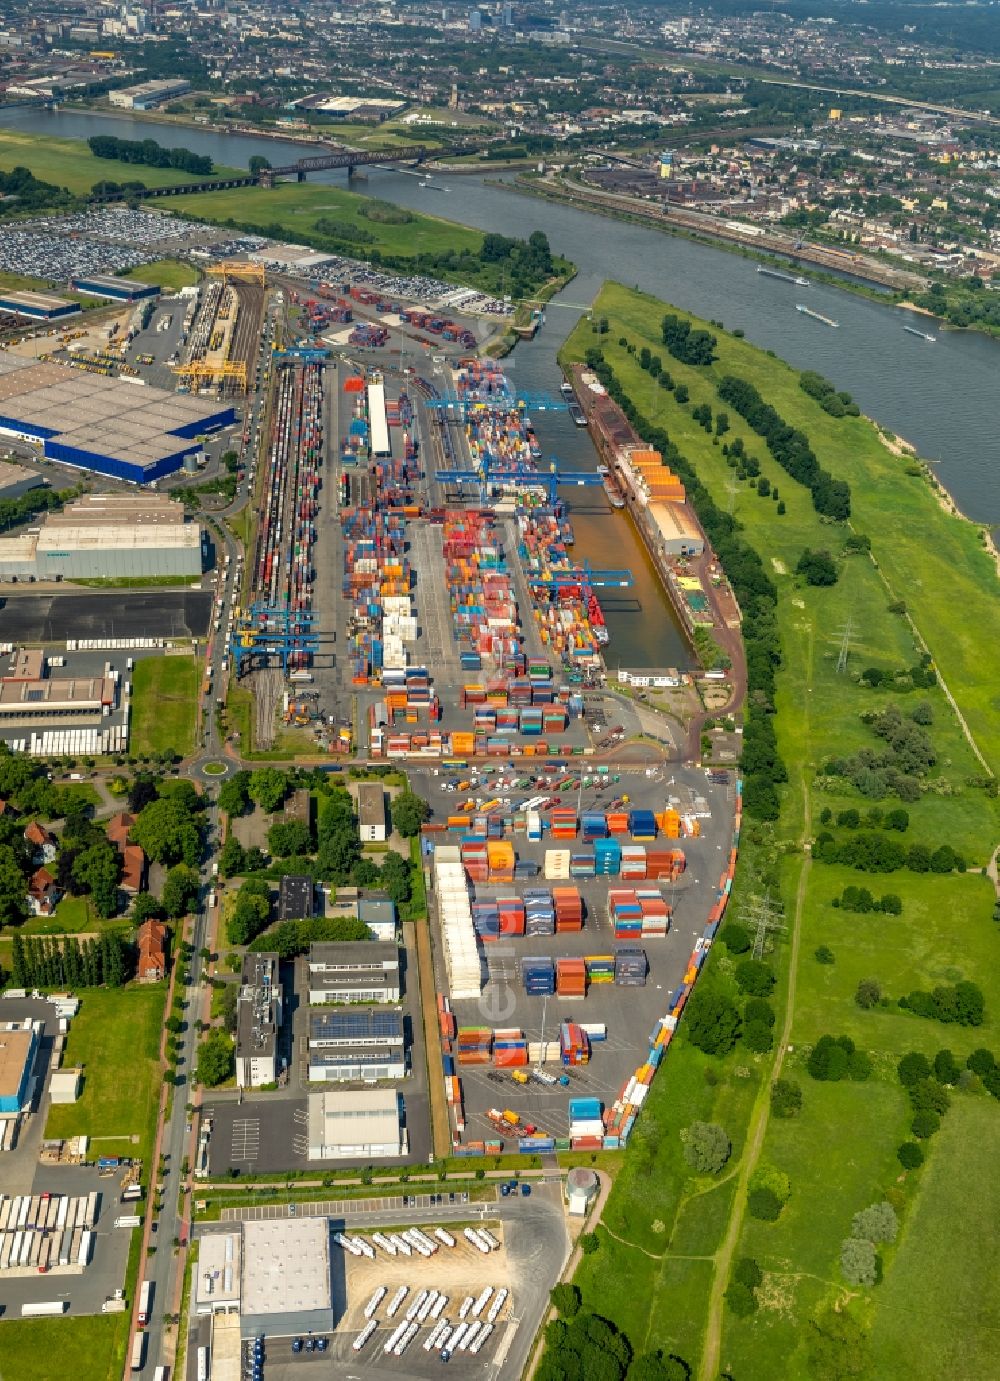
[[173, 360, 248, 392], [205, 262, 266, 287]]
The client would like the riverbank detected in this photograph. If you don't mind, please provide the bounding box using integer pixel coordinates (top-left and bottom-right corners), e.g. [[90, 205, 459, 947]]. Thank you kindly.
[[548, 282, 1000, 1380]]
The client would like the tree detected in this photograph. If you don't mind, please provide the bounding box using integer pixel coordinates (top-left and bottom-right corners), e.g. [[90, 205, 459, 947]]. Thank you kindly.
[[579, 1232, 600, 1255], [227, 877, 271, 946], [721, 921, 751, 954], [267, 819, 313, 858], [72, 841, 120, 918], [390, 789, 429, 838], [724, 1281, 757, 1317], [132, 798, 201, 867], [796, 548, 839, 586], [551, 1284, 581, 1318], [247, 768, 289, 814], [911, 1109, 940, 1139], [806, 1307, 869, 1381], [743, 1020, 774, 1053], [855, 978, 881, 1010], [735, 1256, 764, 1290], [218, 771, 252, 817], [681, 1121, 731, 1175], [852, 1201, 898, 1245], [745, 997, 775, 1028], [219, 836, 246, 877], [379, 849, 412, 906], [750, 1163, 790, 1206], [897, 1141, 924, 1169], [814, 945, 835, 964], [684, 990, 741, 1056], [131, 892, 164, 924], [249, 154, 271, 175], [196, 1031, 234, 1088], [808, 1035, 855, 1082], [0, 845, 27, 929], [162, 864, 200, 919], [771, 1078, 803, 1118], [627, 1354, 690, 1381], [898, 1051, 932, 1086], [840, 1236, 877, 1286], [967, 1048, 996, 1079], [734, 959, 775, 997], [933, 1048, 960, 1085], [747, 1187, 782, 1221]]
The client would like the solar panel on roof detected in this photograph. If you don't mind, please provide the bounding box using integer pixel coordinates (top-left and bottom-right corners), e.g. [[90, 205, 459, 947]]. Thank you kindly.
[[311, 1009, 402, 1040]]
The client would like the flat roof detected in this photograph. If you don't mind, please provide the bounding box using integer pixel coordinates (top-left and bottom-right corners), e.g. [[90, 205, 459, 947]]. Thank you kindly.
[[308, 940, 399, 971], [0, 460, 43, 492], [0, 290, 78, 316], [0, 677, 114, 711], [195, 1231, 242, 1309], [307, 1088, 401, 1149], [309, 1008, 403, 1046], [0, 1026, 34, 1098], [356, 781, 386, 830], [70, 273, 156, 292], [279, 874, 314, 920], [651, 500, 703, 543], [242, 1218, 331, 1317]]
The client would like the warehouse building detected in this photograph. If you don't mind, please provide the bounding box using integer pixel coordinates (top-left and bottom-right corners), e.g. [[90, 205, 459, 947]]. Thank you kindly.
[[235, 953, 283, 1089], [0, 1022, 38, 1113], [0, 355, 235, 484], [0, 290, 80, 322], [307, 1008, 406, 1083], [69, 273, 160, 302], [306, 1088, 407, 1161], [307, 941, 400, 1005], [0, 493, 205, 580], [108, 78, 191, 110], [0, 674, 115, 724], [195, 1231, 241, 1315], [356, 781, 387, 842], [279, 873, 314, 921], [241, 1218, 333, 1339]]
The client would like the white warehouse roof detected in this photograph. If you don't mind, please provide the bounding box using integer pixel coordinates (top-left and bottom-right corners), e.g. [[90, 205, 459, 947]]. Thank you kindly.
[[241, 1218, 331, 1317]]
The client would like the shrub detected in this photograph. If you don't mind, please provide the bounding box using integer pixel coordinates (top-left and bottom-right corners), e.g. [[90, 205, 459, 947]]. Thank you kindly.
[[815, 945, 835, 964], [897, 1141, 924, 1169], [748, 1187, 782, 1221], [852, 1201, 898, 1245], [840, 1236, 878, 1286], [771, 1078, 803, 1118], [681, 1121, 732, 1175], [797, 548, 839, 586], [848, 1050, 873, 1081], [855, 978, 882, 1010]]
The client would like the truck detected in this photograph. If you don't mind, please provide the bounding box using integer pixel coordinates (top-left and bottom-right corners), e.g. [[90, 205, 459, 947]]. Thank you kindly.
[[21, 1301, 67, 1317], [131, 1332, 146, 1373], [138, 1279, 152, 1327]]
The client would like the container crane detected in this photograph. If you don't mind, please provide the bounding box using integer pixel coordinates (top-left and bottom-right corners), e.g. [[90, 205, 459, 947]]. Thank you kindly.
[[230, 603, 320, 676], [435, 457, 606, 507]]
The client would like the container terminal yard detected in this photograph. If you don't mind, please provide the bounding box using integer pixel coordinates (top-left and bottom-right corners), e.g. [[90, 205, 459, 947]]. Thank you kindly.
[[0, 241, 744, 1380]]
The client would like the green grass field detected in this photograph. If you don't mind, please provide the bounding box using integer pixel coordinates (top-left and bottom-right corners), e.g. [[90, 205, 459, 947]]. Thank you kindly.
[[131, 655, 200, 758], [556, 288, 1000, 1377], [45, 984, 166, 1161], [0, 1315, 126, 1381], [0, 127, 238, 197], [124, 259, 200, 292]]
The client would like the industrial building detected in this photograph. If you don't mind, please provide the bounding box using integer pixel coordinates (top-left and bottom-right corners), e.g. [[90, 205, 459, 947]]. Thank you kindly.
[[108, 78, 191, 110], [307, 1008, 406, 1083], [49, 1068, 82, 1104], [356, 781, 387, 842], [241, 1217, 333, 1338], [69, 273, 159, 302], [307, 941, 400, 1005], [0, 460, 45, 504], [0, 671, 115, 725], [306, 1088, 407, 1160], [0, 493, 206, 580], [0, 1022, 38, 1113], [0, 355, 235, 484], [0, 290, 79, 322], [235, 953, 282, 1088], [195, 1231, 241, 1315]]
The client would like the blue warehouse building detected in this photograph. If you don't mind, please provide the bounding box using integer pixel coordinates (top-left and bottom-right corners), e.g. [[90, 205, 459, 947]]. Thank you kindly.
[[0, 290, 80, 322], [69, 274, 160, 303], [0, 355, 236, 485]]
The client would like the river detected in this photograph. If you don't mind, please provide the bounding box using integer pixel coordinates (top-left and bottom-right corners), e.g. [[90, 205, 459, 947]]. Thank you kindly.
[[2, 106, 998, 664]]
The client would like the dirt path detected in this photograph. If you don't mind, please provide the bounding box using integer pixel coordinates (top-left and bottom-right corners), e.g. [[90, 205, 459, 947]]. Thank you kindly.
[[699, 621, 814, 1379]]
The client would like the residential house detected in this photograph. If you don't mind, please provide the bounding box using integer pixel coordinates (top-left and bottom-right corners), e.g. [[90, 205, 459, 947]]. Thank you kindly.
[[106, 812, 136, 851], [24, 821, 57, 865], [107, 812, 146, 897], [136, 919, 167, 982], [27, 866, 61, 917]]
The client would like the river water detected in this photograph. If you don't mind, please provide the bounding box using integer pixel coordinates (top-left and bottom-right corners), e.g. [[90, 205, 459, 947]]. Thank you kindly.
[[3, 106, 998, 664]]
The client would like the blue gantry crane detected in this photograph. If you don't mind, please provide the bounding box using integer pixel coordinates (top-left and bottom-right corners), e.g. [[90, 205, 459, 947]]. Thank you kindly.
[[435, 456, 606, 507], [424, 388, 566, 417], [523, 559, 633, 594], [230, 603, 319, 676], [271, 346, 330, 365]]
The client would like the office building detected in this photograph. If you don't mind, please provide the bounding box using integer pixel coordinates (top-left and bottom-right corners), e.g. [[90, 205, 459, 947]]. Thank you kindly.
[[307, 941, 400, 1005]]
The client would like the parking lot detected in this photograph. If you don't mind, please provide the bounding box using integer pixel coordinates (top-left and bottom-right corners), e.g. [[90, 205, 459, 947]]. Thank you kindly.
[[0, 591, 213, 644]]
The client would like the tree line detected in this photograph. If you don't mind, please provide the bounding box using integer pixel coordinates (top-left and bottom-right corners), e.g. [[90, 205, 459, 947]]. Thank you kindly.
[[582, 348, 786, 821], [87, 136, 214, 177], [716, 374, 851, 520], [11, 931, 131, 989]]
